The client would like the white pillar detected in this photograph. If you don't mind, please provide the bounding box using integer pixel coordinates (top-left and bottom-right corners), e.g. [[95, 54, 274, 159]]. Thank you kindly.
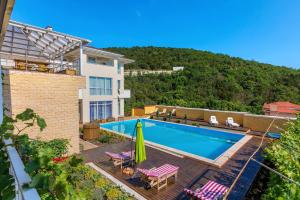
[[79, 43, 83, 75]]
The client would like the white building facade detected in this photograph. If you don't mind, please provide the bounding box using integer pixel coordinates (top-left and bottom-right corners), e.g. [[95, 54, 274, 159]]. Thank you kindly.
[[78, 47, 133, 123]]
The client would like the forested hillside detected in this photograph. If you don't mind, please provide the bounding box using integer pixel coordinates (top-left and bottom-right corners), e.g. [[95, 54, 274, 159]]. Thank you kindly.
[[105, 47, 300, 114]]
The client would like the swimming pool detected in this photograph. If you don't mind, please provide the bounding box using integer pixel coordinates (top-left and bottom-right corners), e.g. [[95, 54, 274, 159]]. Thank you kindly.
[[100, 119, 251, 166]]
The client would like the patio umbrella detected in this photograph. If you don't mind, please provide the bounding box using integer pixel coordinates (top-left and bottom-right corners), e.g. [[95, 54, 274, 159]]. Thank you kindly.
[[135, 120, 146, 164]]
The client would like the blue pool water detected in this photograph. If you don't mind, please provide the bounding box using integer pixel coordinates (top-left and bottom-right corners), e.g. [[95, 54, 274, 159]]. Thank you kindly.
[[100, 119, 244, 160]]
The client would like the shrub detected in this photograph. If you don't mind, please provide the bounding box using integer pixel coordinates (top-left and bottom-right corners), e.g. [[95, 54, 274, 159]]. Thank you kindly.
[[191, 122, 198, 126], [150, 115, 153, 119], [163, 117, 167, 121], [263, 116, 300, 199], [184, 114, 188, 124], [97, 129, 126, 144], [156, 110, 159, 117], [176, 119, 181, 123], [98, 135, 112, 143], [1, 109, 133, 200], [106, 187, 123, 200]]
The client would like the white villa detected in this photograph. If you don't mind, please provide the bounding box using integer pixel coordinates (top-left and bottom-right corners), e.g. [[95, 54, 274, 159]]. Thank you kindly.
[[0, 21, 133, 123], [65, 46, 133, 123]]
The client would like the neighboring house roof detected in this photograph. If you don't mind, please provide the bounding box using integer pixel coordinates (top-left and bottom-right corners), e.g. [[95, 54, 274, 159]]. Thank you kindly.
[[263, 101, 300, 114]]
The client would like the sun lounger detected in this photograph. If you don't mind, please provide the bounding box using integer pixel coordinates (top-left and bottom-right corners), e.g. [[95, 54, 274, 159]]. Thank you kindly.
[[158, 108, 167, 116], [209, 116, 219, 126], [170, 108, 176, 116], [225, 117, 240, 128], [105, 150, 134, 169], [184, 180, 229, 200], [137, 164, 179, 191]]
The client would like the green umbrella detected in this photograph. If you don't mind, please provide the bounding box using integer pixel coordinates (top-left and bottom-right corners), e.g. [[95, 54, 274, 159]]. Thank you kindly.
[[135, 121, 146, 164]]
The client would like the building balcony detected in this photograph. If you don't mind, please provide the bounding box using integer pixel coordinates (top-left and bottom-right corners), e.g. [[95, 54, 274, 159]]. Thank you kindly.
[[118, 89, 131, 98]]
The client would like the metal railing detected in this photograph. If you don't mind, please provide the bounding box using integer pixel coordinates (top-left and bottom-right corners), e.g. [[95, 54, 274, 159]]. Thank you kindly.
[[4, 138, 40, 200], [118, 89, 131, 98]]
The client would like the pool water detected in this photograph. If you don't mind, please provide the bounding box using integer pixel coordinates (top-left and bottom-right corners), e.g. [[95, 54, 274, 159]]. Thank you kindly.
[[100, 119, 244, 160]]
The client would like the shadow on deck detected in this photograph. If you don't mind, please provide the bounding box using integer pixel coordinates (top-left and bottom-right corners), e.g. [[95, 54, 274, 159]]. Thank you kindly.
[[82, 137, 265, 200]]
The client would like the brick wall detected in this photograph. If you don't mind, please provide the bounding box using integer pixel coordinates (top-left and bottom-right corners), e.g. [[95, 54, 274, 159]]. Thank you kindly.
[[3, 70, 85, 154]]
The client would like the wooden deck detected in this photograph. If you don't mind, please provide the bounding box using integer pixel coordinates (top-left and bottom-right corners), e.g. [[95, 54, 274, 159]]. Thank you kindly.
[[82, 136, 265, 200]]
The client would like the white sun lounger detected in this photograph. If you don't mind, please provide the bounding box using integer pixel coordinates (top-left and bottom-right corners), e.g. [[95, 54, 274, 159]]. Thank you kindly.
[[209, 116, 219, 126], [226, 117, 240, 127]]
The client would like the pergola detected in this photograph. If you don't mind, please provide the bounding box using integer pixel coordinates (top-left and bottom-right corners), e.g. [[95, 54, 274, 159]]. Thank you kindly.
[[0, 20, 90, 72]]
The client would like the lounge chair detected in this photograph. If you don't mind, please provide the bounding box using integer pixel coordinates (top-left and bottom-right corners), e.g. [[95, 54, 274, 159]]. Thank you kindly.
[[158, 108, 167, 116], [105, 150, 134, 169], [170, 108, 176, 116], [184, 180, 229, 200], [137, 164, 179, 191], [209, 116, 219, 126], [225, 117, 239, 128]]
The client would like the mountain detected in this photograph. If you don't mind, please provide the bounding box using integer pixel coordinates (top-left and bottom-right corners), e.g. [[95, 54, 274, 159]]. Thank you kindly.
[[104, 47, 300, 114]]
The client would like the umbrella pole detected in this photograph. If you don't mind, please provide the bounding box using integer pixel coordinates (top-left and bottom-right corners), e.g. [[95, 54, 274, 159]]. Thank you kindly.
[[130, 119, 140, 168]]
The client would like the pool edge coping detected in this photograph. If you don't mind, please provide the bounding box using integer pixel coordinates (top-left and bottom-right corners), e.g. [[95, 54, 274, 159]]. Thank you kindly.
[[100, 119, 253, 168]]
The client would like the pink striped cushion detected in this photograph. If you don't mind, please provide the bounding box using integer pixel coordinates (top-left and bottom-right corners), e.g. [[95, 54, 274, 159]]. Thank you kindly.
[[184, 180, 228, 200], [137, 164, 179, 177], [121, 151, 134, 158]]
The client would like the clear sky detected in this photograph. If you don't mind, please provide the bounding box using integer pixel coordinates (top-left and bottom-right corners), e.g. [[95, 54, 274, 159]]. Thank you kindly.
[[11, 0, 300, 69]]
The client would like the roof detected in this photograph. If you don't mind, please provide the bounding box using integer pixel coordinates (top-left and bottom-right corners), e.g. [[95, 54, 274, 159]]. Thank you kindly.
[[1, 20, 91, 60], [85, 46, 124, 58], [84, 46, 135, 64], [263, 101, 300, 114]]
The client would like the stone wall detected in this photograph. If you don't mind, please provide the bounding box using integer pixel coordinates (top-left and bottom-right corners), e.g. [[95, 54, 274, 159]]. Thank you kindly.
[[3, 70, 85, 154], [132, 104, 296, 133], [131, 108, 145, 116], [144, 105, 157, 114], [243, 114, 291, 132], [176, 107, 207, 120], [156, 105, 177, 113]]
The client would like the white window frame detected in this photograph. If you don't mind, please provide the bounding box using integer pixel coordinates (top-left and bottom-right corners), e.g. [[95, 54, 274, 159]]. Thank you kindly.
[[89, 76, 112, 95]]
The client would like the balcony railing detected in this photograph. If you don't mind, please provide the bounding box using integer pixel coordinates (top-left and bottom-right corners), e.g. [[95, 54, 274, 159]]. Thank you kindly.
[[4, 138, 40, 200], [118, 89, 131, 98]]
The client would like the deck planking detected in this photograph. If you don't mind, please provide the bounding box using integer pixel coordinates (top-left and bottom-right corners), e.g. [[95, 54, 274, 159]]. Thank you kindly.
[[82, 136, 265, 200]]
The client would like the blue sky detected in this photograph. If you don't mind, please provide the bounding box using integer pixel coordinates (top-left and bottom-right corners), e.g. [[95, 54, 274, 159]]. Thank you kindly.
[[11, 0, 300, 68]]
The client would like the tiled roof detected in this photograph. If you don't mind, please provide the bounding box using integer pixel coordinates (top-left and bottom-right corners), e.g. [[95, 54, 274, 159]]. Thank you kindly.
[[263, 101, 300, 114]]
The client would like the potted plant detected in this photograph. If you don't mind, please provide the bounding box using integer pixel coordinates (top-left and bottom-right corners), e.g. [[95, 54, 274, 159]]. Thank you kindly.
[[184, 114, 187, 124], [168, 111, 172, 121]]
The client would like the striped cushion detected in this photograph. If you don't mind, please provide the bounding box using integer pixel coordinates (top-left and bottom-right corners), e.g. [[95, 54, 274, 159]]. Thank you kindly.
[[184, 180, 228, 200], [121, 151, 134, 158], [105, 152, 131, 160], [137, 164, 179, 177]]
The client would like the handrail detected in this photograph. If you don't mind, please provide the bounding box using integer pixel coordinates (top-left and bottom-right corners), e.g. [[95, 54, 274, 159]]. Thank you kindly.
[[4, 138, 40, 200]]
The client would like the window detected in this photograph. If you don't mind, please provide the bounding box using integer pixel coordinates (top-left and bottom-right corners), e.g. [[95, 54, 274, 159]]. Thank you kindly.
[[90, 101, 112, 121], [117, 63, 121, 74], [89, 77, 112, 95], [87, 56, 96, 64]]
